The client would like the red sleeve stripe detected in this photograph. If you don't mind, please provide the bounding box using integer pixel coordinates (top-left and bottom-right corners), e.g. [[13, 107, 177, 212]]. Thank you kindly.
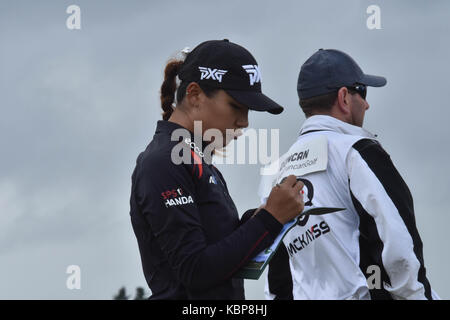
[[190, 150, 203, 179]]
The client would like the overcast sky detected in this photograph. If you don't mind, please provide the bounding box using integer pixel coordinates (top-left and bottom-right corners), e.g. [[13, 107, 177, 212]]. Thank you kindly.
[[1, 0, 449, 299]]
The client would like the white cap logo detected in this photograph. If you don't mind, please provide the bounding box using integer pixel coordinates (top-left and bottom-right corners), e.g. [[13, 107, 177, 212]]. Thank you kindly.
[[198, 67, 228, 83], [242, 65, 261, 86]]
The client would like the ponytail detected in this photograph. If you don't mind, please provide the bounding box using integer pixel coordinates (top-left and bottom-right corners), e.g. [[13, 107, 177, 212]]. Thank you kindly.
[[160, 60, 183, 121]]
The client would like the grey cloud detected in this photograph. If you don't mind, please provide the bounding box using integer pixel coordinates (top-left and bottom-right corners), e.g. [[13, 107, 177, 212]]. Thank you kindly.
[[1, 0, 449, 299]]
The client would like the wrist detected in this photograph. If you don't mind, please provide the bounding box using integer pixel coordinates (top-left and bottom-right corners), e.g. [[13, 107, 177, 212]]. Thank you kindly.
[[256, 208, 283, 235]]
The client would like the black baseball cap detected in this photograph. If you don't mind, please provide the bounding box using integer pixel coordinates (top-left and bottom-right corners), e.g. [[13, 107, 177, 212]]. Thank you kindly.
[[297, 49, 387, 100], [178, 39, 284, 114]]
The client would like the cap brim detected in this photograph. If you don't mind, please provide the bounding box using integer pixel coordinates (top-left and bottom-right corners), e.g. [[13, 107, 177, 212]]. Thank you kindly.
[[360, 74, 387, 87], [225, 90, 284, 114]]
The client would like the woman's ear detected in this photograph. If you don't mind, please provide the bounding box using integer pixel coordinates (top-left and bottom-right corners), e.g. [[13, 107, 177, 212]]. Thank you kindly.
[[185, 82, 203, 110]]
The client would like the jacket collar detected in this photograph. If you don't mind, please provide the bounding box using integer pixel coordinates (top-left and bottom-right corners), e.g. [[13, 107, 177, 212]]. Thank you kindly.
[[156, 119, 189, 135], [155, 120, 213, 163], [298, 115, 377, 139]]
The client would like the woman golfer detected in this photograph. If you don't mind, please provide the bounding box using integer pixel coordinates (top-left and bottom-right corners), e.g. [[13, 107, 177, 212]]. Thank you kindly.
[[129, 39, 304, 299]]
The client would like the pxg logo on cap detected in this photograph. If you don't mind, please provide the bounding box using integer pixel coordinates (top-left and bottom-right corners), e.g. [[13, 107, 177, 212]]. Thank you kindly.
[[178, 39, 283, 114], [242, 65, 261, 86], [198, 67, 228, 83]]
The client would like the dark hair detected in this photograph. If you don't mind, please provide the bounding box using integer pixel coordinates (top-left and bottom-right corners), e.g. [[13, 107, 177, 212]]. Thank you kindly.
[[160, 60, 183, 121], [160, 59, 220, 121], [299, 91, 338, 117]]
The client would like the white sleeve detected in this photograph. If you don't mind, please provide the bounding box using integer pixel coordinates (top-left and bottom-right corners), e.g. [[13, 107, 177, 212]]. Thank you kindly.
[[347, 140, 438, 300]]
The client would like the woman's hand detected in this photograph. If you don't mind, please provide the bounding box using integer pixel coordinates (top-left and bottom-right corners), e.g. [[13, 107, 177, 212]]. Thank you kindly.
[[264, 175, 305, 224]]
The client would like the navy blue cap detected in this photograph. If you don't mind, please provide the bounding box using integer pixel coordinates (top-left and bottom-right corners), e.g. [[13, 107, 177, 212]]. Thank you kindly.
[[297, 49, 387, 100], [179, 39, 284, 114]]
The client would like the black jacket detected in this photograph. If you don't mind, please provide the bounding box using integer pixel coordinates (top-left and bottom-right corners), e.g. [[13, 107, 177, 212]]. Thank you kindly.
[[129, 120, 282, 299]]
